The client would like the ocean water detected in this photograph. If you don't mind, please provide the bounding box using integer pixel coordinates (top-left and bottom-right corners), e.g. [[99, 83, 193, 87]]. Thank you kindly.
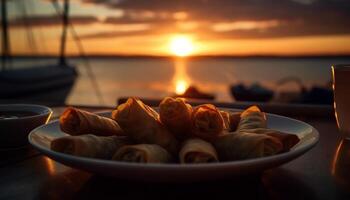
[[10, 57, 350, 106]]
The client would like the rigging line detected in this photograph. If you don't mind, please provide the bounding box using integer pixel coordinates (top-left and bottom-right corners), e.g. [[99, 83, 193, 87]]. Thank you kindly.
[[28, 0, 46, 54], [37, 26, 48, 54], [27, 0, 48, 53], [1, 0, 10, 71], [69, 27, 105, 105], [51, 0, 105, 105], [17, 0, 38, 53]]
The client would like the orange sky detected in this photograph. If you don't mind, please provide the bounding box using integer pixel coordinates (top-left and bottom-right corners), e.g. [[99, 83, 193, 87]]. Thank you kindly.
[[5, 0, 350, 56]]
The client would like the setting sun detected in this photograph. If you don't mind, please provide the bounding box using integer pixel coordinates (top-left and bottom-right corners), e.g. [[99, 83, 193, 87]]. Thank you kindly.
[[169, 36, 194, 57]]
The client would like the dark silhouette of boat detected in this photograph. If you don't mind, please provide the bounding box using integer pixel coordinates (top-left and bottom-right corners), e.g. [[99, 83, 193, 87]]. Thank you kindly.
[[0, 65, 77, 104], [230, 83, 274, 102], [0, 0, 77, 104], [230, 77, 333, 104], [277, 77, 333, 105], [295, 86, 333, 104]]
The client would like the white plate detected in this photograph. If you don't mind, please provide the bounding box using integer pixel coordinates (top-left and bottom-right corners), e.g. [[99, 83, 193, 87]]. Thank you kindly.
[[28, 109, 319, 182]]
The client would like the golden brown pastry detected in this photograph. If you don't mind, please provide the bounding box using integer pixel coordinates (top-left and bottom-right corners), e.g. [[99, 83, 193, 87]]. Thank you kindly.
[[112, 98, 179, 155], [214, 132, 283, 161], [192, 104, 225, 141], [159, 97, 193, 140], [112, 144, 172, 163], [237, 106, 267, 132], [51, 135, 130, 159], [220, 110, 241, 132], [179, 138, 218, 163], [59, 107, 124, 136], [246, 128, 300, 152]]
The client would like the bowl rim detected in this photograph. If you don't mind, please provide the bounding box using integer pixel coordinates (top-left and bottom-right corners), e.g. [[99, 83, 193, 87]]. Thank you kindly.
[[0, 104, 53, 121]]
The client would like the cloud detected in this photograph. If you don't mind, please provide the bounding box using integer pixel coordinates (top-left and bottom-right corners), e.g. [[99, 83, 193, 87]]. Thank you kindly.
[[291, 0, 318, 5], [21, 0, 347, 40], [9, 15, 98, 27], [80, 0, 350, 20], [77, 0, 350, 38], [212, 20, 281, 32], [79, 23, 151, 39], [79, 29, 154, 39]]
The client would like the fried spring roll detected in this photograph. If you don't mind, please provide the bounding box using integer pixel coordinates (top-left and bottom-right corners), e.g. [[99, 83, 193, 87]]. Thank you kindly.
[[112, 144, 172, 163], [51, 135, 130, 159], [220, 111, 241, 132], [112, 98, 179, 155], [214, 132, 283, 161], [237, 106, 267, 132], [246, 128, 300, 152], [179, 138, 218, 163], [159, 97, 193, 140], [60, 107, 124, 136], [192, 104, 225, 141]]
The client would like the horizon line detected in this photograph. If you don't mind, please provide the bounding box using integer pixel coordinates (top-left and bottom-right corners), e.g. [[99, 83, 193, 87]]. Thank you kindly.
[[3, 53, 350, 59]]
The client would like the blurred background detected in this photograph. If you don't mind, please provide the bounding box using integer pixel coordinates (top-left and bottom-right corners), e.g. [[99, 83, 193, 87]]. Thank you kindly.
[[1, 0, 350, 106]]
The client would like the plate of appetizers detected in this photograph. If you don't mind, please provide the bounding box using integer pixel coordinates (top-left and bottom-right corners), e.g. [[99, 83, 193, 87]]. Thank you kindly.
[[29, 97, 319, 182]]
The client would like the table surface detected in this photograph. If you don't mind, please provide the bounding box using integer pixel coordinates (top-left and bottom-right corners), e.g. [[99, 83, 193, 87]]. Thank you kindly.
[[1, 105, 350, 200]]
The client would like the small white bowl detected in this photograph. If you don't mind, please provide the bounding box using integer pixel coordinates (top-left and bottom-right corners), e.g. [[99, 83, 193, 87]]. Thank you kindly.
[[0, 104, 52, 148]]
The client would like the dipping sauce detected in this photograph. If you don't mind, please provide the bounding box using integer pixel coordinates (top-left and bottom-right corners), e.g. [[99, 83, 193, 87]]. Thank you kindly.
[[0, 111, 38, 120]]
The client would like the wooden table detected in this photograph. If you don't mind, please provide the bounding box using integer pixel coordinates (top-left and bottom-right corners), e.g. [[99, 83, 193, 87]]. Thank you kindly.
[[1, 105, 350, 200]]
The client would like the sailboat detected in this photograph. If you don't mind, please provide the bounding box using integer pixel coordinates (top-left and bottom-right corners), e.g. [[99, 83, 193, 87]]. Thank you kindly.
[[0, 0, 77, 105]]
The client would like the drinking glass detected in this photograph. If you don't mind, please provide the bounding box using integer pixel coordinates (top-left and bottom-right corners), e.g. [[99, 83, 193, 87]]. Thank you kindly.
[[332, 64, 350, 138]]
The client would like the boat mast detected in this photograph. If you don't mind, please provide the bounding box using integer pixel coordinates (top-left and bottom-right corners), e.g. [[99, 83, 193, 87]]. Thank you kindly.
[[59, 0, 69, 66], [1, 0, 10, 71]]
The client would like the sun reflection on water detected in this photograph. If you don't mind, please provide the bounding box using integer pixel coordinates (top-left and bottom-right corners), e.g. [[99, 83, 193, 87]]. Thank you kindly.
[[173, 58, 190, 95], [175, 80, 188, 95]]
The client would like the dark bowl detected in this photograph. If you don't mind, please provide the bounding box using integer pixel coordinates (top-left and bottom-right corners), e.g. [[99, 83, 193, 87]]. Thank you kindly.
[[0, 104, 52, 149]]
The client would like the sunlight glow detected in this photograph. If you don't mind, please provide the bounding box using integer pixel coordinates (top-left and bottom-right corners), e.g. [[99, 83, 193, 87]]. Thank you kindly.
[[44, 157, 55, 175], [169, 36, 194, 57], [173, 12, 188, 20], [175, 79, 188, 94], [212, 20, 280, 32]]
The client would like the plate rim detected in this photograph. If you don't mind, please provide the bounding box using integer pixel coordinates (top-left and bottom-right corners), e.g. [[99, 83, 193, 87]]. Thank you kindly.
[[28, 108, 319, 170]]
